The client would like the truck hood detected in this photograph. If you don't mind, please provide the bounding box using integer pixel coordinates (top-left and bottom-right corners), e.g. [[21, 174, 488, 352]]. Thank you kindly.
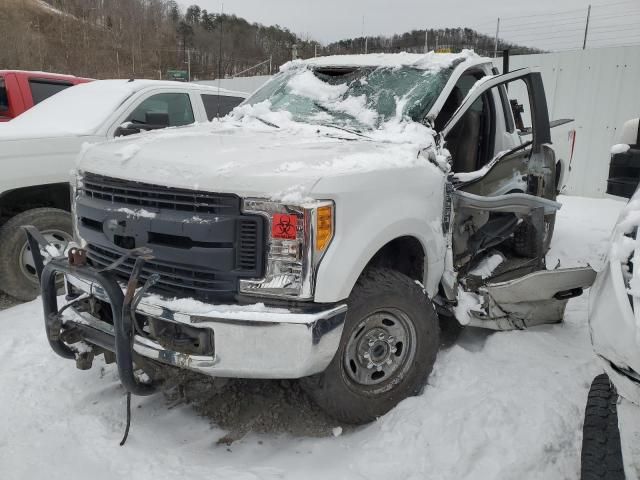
[[79, 121, 434, 201]]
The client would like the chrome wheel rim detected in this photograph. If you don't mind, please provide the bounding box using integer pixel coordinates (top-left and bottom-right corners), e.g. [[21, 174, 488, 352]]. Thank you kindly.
[[19, 229, 71, 284], [343, 308, 417, 387]]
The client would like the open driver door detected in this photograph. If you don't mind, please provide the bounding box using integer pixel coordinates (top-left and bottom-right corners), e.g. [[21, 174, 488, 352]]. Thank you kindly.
[[438, 68, 595, 330]]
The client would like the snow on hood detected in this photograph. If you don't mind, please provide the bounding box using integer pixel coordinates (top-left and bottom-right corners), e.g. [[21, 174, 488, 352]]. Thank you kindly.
[[79, 52, 468, 200], [79, 116, 436, 201]]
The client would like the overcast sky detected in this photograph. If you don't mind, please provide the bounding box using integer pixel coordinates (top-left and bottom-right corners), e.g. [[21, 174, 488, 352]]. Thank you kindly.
[[178, 0, 639, 50]]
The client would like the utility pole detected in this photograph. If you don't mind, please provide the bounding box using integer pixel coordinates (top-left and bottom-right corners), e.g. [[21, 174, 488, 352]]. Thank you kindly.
[[365, 37, 368, 54], [186, 49, 191, 82], [494, 17, 500, 58], [424, 30, 429, 53], [583, 4, 591, 50]]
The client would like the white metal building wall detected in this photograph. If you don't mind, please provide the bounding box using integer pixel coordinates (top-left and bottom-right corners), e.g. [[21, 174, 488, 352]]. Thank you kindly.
[[194, 75, 272, 96], [494, 46, 640, 197]]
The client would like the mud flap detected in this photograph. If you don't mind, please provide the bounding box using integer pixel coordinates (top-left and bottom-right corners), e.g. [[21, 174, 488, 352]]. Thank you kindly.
[[465, 266, 596, 330]]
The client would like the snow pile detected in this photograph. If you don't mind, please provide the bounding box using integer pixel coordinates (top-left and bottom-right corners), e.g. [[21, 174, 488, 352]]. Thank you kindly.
[[288, 69, 347, 102], [611, 143, 631, 154], [469, 253, 505, 279], [271, 184, 314, 204], [285, 49, 480, 72], [0, 195, 626, 480], [115, 144, 141, 163], [143, 295, 320, 323], [453, 290, 483, 326], [111, 207, 156, 219]]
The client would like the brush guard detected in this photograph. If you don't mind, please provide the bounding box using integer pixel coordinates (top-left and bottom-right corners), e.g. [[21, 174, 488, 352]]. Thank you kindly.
[[23, 226, 158, 396]]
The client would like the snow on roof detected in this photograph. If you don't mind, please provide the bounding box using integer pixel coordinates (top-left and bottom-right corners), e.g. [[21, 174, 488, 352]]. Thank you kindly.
[[0, 69, 88, 80], [284, 49, 486, 72]]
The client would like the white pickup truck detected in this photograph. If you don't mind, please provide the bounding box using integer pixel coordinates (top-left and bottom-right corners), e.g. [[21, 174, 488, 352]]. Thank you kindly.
[[28, 51, 595, 424], [0, 80, 247, 300]]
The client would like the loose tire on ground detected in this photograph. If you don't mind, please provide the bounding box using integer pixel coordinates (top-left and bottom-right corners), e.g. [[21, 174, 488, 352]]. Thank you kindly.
[[0, 208, 72, 301], [580, 373, 625, 480], [301, 267, 440, 424]]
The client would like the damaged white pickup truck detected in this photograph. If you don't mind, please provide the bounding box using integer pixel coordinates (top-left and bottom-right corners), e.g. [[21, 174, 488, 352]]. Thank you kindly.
[[27, 51, 595, 424]]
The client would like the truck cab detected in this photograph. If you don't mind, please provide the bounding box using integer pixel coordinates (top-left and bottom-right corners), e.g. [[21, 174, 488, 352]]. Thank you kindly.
[[28, 51, 594, 424], [0, 70, 91, 122]]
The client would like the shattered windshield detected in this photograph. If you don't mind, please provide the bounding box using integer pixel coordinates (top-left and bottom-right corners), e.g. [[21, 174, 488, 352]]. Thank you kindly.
[[242, 62, 459, 130]]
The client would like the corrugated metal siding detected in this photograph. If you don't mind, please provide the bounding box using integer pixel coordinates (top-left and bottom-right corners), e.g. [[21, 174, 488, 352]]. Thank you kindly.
[[494, 46, 640, 197], [194, 75, 272, 96]]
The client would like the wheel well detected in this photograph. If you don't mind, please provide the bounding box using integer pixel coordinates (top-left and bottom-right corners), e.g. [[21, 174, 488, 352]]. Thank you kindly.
[[0, 183, 70, 225], [364, 236, 425, 282]]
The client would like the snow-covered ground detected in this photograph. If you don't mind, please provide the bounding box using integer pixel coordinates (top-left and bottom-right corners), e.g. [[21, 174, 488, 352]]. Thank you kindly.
[[0, 195, 626, 480]]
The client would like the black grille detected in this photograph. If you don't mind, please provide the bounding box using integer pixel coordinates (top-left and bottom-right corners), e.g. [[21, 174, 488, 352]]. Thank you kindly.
[[77, 173, 266, 301], [87, 244, 237, 300], [237, 220, 260, 271], [81, 172, 240, 214]]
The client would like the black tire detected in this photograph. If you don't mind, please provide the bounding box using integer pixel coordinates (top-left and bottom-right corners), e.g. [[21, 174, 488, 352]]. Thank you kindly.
[[0, 208, 72, 301], [513, 213, 556, 258], [580, 374, 625, 480], [301, 268, 440, 424]]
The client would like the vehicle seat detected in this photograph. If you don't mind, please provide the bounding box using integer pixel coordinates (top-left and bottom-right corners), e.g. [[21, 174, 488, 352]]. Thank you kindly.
[[449, 110, 481, 173]]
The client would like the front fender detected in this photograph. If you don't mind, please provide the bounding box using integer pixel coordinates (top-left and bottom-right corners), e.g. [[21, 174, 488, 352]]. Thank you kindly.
[[312, 167, 446, 303]]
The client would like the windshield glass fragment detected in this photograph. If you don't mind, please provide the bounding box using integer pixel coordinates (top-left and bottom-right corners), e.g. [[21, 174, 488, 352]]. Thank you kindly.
[[242, 62, 460, 131]]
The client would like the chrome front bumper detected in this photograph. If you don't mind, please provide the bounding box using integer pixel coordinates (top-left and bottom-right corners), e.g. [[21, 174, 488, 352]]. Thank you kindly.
[[65, 273, 347, 379]]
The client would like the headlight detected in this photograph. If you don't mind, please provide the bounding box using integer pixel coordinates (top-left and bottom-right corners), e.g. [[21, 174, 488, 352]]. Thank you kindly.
[[240, 198, 334, 300]]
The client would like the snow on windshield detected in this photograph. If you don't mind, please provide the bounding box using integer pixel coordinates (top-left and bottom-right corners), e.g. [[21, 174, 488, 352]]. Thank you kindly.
[[240, 50, 480, 132], [0, 80, 138, 137]]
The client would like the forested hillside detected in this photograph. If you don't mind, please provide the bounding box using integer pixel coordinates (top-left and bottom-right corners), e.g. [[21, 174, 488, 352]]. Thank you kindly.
[[0, 0, 538, 80]]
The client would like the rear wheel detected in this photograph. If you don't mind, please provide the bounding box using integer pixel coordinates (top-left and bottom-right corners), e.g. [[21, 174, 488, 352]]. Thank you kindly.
[[0, 208, 72, 301], [301, 268, 440, 424], [580, 373, 625, 480]]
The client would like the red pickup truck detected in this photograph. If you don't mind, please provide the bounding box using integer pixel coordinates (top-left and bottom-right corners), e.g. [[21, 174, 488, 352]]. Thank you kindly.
[[0, 70, 91, 122]]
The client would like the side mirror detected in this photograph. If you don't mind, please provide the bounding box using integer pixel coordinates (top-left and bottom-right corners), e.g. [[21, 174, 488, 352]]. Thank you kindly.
[[114, 113, 171, 137], [114, 121, 140, 137]]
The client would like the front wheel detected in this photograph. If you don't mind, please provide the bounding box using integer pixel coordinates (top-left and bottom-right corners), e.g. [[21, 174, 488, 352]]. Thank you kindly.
[[301, 268, 440, 424], [0, 208, 72, 301]]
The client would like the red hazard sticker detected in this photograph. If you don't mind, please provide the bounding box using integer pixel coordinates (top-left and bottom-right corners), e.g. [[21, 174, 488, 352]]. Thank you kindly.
[[272, 213, 298, 240]]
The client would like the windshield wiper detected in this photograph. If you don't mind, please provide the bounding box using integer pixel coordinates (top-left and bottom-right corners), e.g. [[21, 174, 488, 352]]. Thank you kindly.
[[319, 123, 370, 139], [254, 116, 280, 129]]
